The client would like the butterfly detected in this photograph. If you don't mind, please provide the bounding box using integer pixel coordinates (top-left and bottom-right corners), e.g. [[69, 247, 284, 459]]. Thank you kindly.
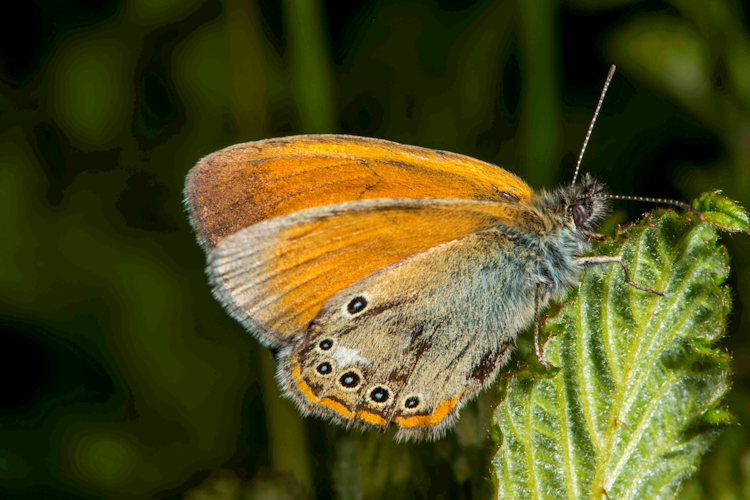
[[184, 66, 680, 440]]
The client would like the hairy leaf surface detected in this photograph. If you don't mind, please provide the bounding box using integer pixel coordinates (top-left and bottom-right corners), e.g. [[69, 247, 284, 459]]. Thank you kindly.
[[492, 197, 740, 499]]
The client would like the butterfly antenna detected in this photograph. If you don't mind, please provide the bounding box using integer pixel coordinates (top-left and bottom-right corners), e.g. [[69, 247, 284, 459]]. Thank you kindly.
[[590, 193, 704, 220], [571, 64, 617, 188]]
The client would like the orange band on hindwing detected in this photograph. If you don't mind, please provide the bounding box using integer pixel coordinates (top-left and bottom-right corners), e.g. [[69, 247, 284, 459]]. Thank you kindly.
[[291, 358, 387, 425], [356, 410, 387, 425], [318, 397, 353, 418], [291, 361, 318, 403], [292, 357, 464, 429], [395, 392, 464, 428], [394, 414, 432, 428]]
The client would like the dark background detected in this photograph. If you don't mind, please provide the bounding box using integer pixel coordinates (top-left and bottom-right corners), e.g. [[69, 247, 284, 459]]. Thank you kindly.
[[2, 0, 749, 498]]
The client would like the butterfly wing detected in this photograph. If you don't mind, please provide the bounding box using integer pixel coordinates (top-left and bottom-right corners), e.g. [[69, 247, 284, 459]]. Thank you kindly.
[[188, 135, 543, 437], [276, 226, 539, 440], [185, 134, 532, 249], [209, 198, 538, 346]]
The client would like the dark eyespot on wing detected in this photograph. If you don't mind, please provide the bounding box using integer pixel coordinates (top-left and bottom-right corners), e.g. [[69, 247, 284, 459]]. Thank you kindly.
[[316, 361, 333, 375], [318, 338, 333, 350], [347, 296, 368, 314], [404, 396, 420, 408], [370, 386, 390, 403], [339, 371, 361, 388]]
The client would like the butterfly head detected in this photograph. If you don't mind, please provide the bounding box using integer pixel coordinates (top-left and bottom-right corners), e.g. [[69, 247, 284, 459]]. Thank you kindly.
[[567, 173, 610, 233], [535, 173, 610, 237]]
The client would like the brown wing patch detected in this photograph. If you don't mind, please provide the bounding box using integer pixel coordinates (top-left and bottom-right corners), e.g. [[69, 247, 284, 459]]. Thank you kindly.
[[185, 135, 533, 249], [209, 198, 528, 342]]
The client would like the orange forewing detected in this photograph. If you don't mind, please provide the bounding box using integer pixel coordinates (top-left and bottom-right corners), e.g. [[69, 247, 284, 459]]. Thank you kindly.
[[185, 135, 532, 249], [211, 199, 529, 341]]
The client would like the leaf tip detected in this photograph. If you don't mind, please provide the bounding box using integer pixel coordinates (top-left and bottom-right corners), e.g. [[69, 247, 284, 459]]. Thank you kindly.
[[702, 406, 734, 426], [692, 190, 750, 232]]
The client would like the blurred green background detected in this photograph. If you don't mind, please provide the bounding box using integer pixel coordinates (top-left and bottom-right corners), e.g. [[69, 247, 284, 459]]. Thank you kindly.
[[1, 0, 749, 498]]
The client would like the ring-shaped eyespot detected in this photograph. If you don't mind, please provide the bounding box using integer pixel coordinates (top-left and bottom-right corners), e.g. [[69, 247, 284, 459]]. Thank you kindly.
[[346, 296, 368, 315], [317, 338, 334, 352], [572, 204, 587, 227], [315, 361, 334, 377], [368, 385, 391, 405], [338, 369, 363, 390], [403, 394, 422, 410]]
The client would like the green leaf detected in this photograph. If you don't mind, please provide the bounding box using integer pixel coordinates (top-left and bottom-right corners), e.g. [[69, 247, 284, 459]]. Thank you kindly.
[[693, 190, 750, 233], [491, 203, 735, 499]]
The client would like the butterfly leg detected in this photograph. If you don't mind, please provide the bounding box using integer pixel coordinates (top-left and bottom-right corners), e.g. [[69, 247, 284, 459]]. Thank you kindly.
[[577, 256, 664, 296], [534, 282, 553, 368]]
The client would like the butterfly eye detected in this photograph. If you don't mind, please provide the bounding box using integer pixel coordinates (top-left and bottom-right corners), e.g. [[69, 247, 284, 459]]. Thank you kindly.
[[404, 396, 420, 409], [572, 204, 587, 227], [338, 371, 361, 389], [347, 296, 368, 315], [316, 361, 333, 375]]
